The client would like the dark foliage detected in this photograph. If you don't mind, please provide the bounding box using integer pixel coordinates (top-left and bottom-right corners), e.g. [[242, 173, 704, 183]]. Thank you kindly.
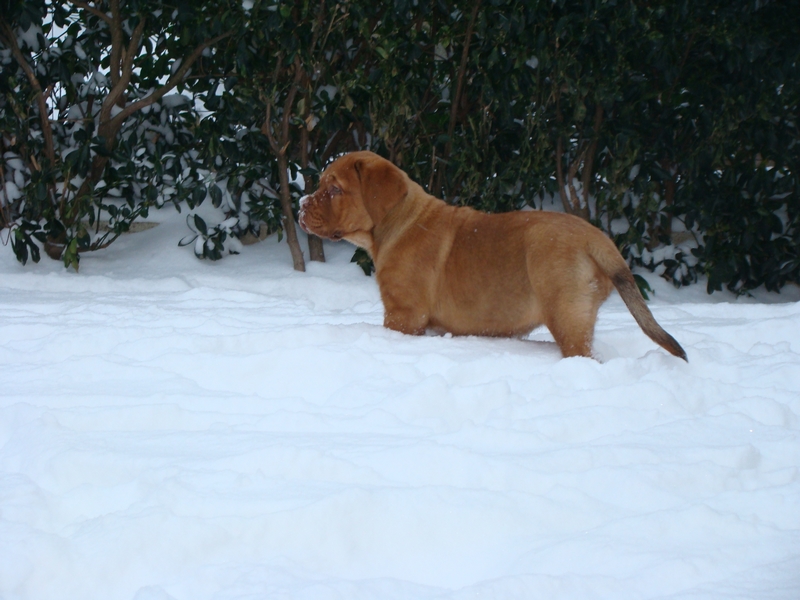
[[1, 0, 797, 294]]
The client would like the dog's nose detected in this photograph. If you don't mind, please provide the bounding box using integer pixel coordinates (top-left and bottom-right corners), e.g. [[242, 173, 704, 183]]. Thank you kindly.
[[299, 195, 311, 209]]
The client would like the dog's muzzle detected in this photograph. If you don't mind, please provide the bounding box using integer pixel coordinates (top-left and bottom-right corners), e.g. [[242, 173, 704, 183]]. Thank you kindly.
[[298, 194, 313, 233]]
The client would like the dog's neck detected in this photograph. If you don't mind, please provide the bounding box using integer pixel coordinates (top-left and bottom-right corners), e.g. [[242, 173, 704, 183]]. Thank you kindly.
[[371, 186, 443, 260], [342, 231, 374, 256]]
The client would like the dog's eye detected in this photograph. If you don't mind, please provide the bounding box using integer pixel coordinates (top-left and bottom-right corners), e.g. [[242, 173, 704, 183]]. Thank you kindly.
[[330, 185, 342, 195]]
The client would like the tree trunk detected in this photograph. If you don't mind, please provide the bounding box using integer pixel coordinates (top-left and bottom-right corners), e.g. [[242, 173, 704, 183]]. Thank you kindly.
[[261, 56, 307, 271], [555, 102, 603, 222], [300, 99, 325, 262], [646, 157, 676, 250], [578, 103, 604, 220], [307, 220, 325, 262], [276, 153, 306, 272], [435, 0, 481, 198]]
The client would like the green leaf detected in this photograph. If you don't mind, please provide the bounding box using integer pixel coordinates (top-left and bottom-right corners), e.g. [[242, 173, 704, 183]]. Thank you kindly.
[[11, 232, 28, 266], [191, 185, 207, 208], [350, 248, 374, 276], [63, 239, 80, 272], [178, 233, 199, 247], [193, 214, 208, 236], [28, 239, 40, 263], [209, 184, 223, 208], [633, 274, 652, 300]]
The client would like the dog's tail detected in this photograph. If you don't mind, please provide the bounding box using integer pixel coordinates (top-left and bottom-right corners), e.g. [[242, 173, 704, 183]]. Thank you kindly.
[[591, 240, 688, 361]]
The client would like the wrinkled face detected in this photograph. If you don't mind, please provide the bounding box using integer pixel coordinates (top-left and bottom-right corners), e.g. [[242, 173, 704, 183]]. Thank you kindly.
[[298, 154, 376, 251]]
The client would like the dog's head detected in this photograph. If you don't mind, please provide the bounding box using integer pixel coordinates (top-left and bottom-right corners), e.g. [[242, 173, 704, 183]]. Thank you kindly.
[[299, 151, 408, 252]]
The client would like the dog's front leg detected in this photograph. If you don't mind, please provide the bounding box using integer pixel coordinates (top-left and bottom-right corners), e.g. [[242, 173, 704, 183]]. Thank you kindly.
[[381, 292, 430, 336], [376, 264, 434, 336], [383, 306, 428, 335]]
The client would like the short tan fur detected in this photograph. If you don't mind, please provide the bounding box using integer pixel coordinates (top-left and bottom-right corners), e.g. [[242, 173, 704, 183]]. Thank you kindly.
[[300, 151, 687, 361]]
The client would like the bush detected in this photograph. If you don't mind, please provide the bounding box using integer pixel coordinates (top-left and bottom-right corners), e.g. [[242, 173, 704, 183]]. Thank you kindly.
[[2, 0, 797, 295], [0, 0, 235, 269]]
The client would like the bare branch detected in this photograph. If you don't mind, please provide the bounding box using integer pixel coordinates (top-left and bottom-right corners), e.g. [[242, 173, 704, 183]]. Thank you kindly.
[[0, 138, 9, 227], [125, 16, 147, 66], [260, 55, 304, 156], [259, 53, 285, 152], [320, 128, 349, 164], [555, 135, 571, 214], [564, 139, 589, 217], [309, 0, 326, 53], [101, 14, 146, 126], [68, 0, 113, 25], [447, 0, 481, 145], [261, 101, 281, 155], [437, 0, 481, 195], [280, 56, 305, 147], [99, 4, 137, 125], [428, 148, 437, 192], [107, 31, 232, 133], [0, 20, 56, 169], [580, 103, 604, 207], [567, 150, 583, 214], [122, 15, 147, 80], [108, 0, 124, 88]]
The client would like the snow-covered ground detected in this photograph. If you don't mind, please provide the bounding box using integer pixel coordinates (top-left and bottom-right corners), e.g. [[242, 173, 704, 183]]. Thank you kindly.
[[1, 209, 799, 600]]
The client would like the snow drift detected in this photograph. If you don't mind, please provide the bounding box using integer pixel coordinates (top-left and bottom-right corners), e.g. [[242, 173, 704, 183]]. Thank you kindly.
[[1, 210, 799, 600]]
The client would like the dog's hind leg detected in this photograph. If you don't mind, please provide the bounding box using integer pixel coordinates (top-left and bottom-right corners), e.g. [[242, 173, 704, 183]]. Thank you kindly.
[[545, 298, 601, 359]]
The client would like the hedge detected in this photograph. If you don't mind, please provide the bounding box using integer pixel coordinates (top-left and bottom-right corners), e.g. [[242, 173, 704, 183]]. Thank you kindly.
[[1, 0, 797, 293]]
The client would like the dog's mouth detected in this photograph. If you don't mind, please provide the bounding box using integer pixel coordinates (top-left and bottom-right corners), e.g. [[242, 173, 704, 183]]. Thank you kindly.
[[298, 193, 347, 242], [298, 209, 343, 242], [298, 195, 312, 233]]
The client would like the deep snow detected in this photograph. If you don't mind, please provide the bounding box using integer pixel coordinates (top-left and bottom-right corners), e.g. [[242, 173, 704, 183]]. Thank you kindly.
[[1, 209, 799, 600]]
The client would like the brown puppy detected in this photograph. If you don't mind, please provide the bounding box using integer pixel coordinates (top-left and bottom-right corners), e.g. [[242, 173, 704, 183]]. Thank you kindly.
[[299, 151, 687, 361]]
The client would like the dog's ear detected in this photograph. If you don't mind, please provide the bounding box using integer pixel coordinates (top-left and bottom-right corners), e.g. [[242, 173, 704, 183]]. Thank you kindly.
[[353, 155, 408, 225]]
